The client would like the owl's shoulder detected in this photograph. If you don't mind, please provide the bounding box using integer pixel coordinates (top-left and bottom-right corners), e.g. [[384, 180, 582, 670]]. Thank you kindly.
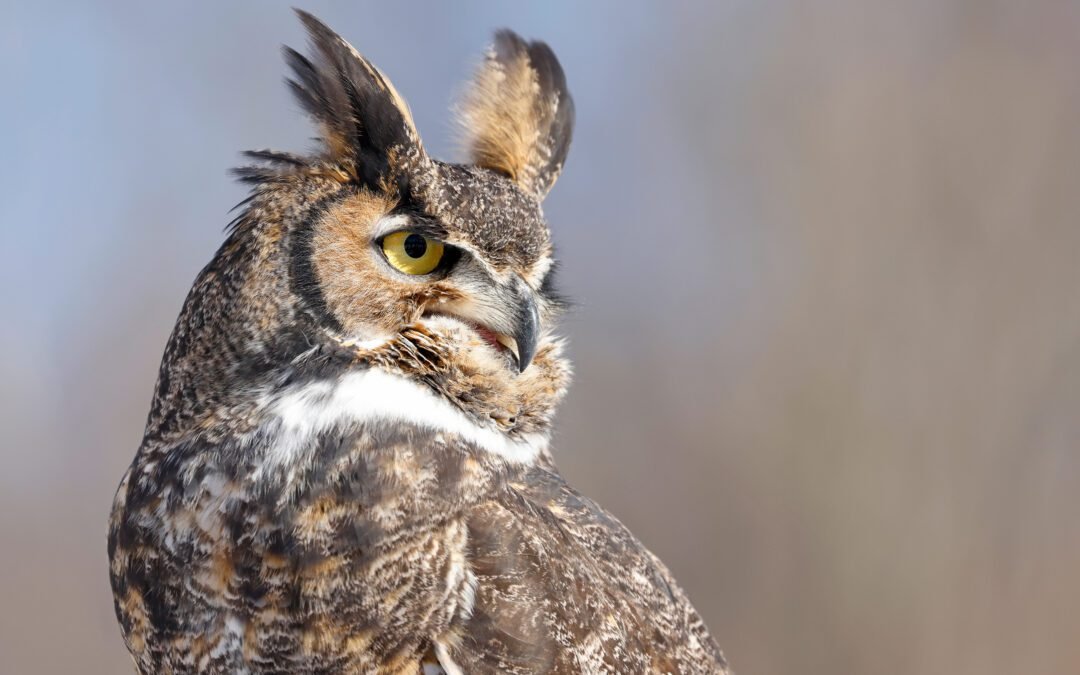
[[440, 466, 730, 673]]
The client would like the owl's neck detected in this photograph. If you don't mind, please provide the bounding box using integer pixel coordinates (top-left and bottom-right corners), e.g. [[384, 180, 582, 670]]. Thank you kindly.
[[359, 324, 571, 438], [248, 326, 570, 480], [144, 321, 567, 470], [262, 367, 551, 472]]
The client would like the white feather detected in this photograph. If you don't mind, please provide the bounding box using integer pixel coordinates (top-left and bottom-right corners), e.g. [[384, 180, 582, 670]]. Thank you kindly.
[[434, 641, 465, 675], [261, 369, 546, 475]]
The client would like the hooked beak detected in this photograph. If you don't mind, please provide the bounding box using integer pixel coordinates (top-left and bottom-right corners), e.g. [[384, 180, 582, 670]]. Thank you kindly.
[[508, 281, 541, 372], [425, 274, 542, 374]]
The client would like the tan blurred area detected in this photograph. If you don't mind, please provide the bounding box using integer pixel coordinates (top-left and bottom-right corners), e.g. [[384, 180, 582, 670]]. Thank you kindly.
[[3, 1, 1079, 673]]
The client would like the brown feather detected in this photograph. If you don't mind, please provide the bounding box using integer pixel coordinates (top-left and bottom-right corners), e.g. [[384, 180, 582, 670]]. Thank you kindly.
[[457, 30, 574, 199], [108, 12, 728, 675]]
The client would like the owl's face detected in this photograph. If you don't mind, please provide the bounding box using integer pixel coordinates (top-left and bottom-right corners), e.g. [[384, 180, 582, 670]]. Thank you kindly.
[[183, 13, 577, 440], [273, 14, 573, 382], [309, 161, 556, 373]]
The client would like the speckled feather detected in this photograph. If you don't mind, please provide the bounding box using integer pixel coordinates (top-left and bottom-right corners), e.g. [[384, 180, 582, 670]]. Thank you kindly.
[[109, 11, 729, 674]]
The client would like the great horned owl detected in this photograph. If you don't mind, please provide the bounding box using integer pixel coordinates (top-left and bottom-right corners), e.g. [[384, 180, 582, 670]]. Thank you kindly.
[[108, 11, 730, 674]]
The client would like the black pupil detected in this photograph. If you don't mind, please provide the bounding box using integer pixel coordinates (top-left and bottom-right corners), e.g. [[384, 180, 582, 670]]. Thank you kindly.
[[403, 234, 427, 259]]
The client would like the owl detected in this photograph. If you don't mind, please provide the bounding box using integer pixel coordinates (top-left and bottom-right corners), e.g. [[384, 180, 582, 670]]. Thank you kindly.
[[108, 11, 730, 675]]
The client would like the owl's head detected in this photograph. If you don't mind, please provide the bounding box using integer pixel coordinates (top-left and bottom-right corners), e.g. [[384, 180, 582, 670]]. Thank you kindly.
[[151, 12, 575, 440]]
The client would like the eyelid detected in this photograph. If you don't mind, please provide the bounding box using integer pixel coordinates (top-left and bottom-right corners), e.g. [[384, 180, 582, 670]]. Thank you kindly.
[[370, 214, 448, 242], [371, 214, 413, 240], [405, 222, 449, 241]]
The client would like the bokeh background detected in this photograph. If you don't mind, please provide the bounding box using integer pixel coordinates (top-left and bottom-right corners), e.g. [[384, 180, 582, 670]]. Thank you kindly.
[[4, 1, 1080, 673]]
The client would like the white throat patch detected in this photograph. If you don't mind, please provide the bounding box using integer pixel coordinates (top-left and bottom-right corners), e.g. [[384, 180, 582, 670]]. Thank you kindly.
[[263, 369, 547, 470]]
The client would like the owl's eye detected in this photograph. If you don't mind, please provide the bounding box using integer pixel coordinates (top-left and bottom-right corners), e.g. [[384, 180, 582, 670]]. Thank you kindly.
[[380, 231, 446, 276]]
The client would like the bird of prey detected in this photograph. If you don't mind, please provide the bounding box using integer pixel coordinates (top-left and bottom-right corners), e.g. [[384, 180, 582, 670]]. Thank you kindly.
[[108, 10, 730, 674]]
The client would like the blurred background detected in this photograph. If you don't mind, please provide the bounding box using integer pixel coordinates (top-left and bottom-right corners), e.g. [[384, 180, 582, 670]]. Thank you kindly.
[[3, 1, 1080, 673]]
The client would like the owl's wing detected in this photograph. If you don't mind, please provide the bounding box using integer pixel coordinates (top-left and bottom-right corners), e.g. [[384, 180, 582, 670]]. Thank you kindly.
[[439, 466, 730, 674]]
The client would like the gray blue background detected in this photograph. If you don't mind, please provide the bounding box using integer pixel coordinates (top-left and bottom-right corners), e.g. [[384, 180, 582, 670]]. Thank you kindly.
[[4, 1, 1080, 673]]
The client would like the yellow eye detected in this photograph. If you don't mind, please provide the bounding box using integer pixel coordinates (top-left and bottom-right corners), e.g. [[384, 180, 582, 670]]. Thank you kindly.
[[381, 231, 445, 276]]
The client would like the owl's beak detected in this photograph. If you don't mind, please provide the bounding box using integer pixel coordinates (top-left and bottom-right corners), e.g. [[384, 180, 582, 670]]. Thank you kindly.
[[509, 280, 541, 373], [470, 275, 540, 373], [426, 274, 541, 373]]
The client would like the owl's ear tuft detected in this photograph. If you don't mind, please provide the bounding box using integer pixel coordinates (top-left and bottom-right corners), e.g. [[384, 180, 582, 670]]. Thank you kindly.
[[457, 30, 575, 200], [286, 10, 422, 189]]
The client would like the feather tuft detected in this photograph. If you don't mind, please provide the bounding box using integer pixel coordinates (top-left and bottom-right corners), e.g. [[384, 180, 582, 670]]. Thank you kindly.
[[456, 30, 574, 199]]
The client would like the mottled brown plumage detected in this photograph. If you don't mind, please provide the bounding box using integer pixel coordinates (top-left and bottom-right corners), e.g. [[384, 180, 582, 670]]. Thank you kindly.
[[108, 10, 730, 674]]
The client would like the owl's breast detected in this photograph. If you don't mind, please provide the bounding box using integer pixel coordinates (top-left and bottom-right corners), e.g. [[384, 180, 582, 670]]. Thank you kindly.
[[109, 366, 543, 672]]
